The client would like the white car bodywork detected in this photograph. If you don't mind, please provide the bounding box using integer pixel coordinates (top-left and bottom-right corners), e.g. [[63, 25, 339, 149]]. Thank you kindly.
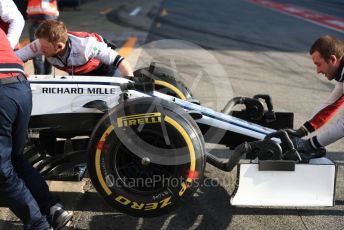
[[29, 75, 273, 140]]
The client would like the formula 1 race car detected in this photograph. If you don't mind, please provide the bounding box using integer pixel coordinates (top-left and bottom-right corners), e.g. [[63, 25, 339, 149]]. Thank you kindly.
[[25, 63, 336, 217]]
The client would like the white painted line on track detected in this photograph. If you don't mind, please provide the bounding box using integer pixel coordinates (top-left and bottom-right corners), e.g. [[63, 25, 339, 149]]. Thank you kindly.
[[129, 7, 142, 16], [249, 0, 344, 34]]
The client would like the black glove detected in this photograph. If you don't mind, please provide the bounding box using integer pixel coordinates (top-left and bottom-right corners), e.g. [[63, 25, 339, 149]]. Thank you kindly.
[[129, 75, 154, 83], [286, 126, 308, 138], [291, 137, 313, 153], [125, 76, 154, 93], [291, 137, 326, 160], [295, 126, 308, 137]]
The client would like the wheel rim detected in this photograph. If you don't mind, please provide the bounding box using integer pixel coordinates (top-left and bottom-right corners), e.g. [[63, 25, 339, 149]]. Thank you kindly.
[[109, 131, 188, 195]]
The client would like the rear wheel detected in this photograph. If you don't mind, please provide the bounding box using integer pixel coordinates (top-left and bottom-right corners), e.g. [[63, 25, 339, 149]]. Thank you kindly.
[[87, 97, 205, 217]]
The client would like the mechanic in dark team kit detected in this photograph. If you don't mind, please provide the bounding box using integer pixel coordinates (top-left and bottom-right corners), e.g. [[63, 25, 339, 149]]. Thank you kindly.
[[0, 29, 72, 230], [16, 20, 134, 77], [293, 35, 344, 154]]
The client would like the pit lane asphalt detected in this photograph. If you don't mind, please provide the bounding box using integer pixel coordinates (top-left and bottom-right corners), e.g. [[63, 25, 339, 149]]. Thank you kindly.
[[1, 0, 343, 229]]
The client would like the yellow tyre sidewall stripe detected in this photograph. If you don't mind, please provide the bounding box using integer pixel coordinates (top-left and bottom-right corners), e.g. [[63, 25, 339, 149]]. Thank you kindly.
[[164, 116, 196, 183], [95, 125, 114, 195], [155, 80, 187, 100], [94, 115, 196, 196]]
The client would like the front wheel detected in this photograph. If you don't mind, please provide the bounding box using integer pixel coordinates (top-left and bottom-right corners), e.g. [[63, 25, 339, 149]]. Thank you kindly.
[[134, 65, 193, 100], [87, 97, 206, 217]]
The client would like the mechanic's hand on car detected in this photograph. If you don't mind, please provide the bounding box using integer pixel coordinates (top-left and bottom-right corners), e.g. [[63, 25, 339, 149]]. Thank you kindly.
[[130, 75, 155, 83], [290, 136, 327, 160], [126, 75, 154, 93], [291, 137, 312, 153], [285, 126, 308, 138]]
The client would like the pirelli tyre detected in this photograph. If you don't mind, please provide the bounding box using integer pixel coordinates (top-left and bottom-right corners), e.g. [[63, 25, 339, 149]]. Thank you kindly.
[[134, 66, 192, 100], [87, 97, 206, 217]]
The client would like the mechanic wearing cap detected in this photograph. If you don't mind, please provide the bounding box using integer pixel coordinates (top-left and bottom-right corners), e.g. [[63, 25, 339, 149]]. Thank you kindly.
[[16, 19, 134, 77], [0, 28, 72, 230], [292, 35, 344, 154], [27, 0, 59, 74], [0, 0, 25, 49]]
